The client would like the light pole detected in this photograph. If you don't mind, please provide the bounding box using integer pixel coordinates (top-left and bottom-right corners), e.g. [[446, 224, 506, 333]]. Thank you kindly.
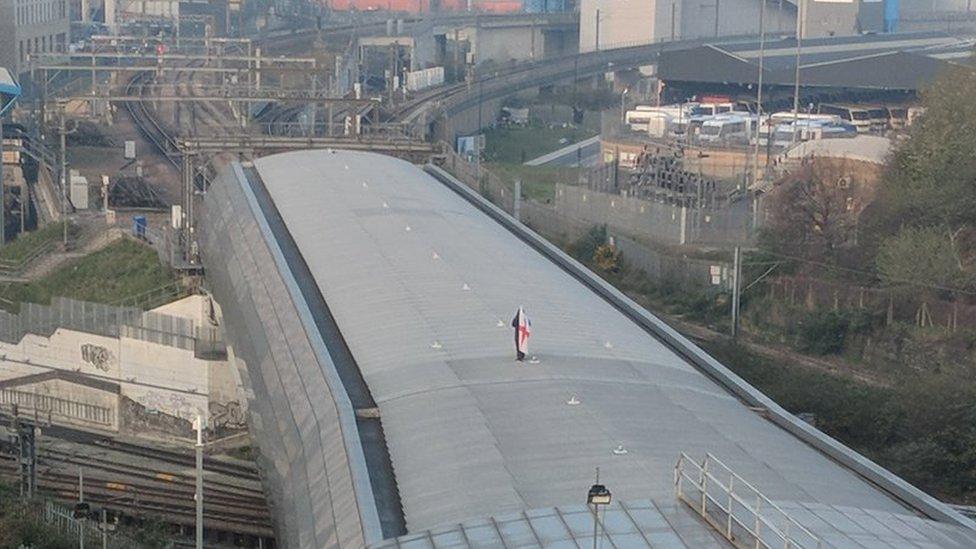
[[751, 0, 767, 190], [587, 469, 612, 549], [58, 103, 78, 248], [194, 414, 205, 549], [620, 88, 629, 125]]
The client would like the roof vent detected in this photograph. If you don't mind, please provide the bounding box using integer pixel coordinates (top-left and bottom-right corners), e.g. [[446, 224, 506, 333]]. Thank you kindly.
[[604, 341, 613, 349], [431, 251, 440, 260], [382, 201, 389, 209], [461, 283, 471, 291], [496, 319, 505, 327], [405, 225, 412, 232], [567, 395, 581, 406], [612, 444, 628, 456], [431, 341, 442, 349]]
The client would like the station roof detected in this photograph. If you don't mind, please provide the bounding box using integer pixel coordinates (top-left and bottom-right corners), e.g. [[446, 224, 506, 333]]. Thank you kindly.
[[0, 67, 21, 115], [238, 149, 976, 547], [658, 31, 976, 90]]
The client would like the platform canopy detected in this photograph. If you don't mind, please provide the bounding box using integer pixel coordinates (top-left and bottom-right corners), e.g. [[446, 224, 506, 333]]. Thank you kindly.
[[0, 68, 21, 115]]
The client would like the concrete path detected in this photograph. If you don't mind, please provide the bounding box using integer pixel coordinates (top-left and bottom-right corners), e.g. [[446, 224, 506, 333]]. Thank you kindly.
[[524, 135, 601, 167]]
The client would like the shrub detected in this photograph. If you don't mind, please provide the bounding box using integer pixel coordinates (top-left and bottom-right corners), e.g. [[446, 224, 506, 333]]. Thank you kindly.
[[794, 310, 876, 355]]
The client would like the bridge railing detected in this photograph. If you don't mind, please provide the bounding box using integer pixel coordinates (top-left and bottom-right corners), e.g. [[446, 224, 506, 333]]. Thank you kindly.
[[675, 452, 822, 549]]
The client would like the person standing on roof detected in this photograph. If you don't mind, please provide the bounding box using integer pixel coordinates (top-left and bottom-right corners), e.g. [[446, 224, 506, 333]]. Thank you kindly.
[[511, 306, 531, 361]]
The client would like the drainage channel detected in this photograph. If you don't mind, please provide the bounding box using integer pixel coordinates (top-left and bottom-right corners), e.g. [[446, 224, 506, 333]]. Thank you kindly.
[[242, 165, 406, 540]]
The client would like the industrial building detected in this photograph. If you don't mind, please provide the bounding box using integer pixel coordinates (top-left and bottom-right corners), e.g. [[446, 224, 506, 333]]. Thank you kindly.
[[656, 31, 976, 102], [578, 0, 810, 53], [578, 0, 976, 53], [200, 149, 976, 547], [0, 0, 70, 75]]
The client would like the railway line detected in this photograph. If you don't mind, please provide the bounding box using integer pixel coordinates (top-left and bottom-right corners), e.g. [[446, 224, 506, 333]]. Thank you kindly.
[[0, 434, 273, 538]]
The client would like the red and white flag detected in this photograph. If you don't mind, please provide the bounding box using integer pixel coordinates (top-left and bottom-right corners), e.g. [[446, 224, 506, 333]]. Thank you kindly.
[[511, 306, 531, 361]]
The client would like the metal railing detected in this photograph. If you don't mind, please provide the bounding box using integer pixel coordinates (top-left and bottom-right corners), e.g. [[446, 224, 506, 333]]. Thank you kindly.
[[43, 500, 135, 549], [674, 452, 822, 549], [0, 389, 115, 426]]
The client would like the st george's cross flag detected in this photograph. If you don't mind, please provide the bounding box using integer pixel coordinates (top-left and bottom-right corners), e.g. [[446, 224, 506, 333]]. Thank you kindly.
[[511, 306, 531, 361]]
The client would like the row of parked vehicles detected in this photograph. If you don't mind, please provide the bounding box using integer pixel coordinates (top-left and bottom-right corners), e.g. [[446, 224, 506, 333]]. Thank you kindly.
[[624, 101, 924, 148]]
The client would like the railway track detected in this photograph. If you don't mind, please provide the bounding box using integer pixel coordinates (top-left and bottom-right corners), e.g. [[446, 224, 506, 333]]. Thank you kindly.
[[0, 437, 272, 537], [124, 70, 180, 168]]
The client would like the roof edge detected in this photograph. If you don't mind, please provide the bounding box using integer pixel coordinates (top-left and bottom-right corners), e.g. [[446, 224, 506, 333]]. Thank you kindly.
[[230, 161, 386, 545]]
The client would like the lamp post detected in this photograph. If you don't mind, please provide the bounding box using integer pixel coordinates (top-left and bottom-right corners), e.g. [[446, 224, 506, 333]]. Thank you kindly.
[[587, 469, 612, 549]]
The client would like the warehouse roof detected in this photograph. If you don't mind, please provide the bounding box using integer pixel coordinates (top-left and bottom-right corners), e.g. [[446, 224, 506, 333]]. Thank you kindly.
[[658, 31, 976, 90], [207, 149, 976, 547]]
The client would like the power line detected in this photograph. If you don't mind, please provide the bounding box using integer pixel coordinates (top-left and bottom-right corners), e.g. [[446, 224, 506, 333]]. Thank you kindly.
[[753, 248, 976, 297]]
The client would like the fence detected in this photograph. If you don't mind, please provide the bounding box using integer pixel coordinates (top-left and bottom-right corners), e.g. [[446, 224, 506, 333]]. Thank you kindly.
[[43, 500, 135, 549], [675, 452, 822, 549], [554, 184, 755, 247], [612, 233, 731, 293], [440, 148, 736, 292], [767, 276, 976, 333], [0, 296, 225, 354], [0, 388, 114, 427]]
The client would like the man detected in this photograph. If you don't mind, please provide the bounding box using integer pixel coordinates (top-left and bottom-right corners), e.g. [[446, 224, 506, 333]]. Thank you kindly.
[[511, 306, 531, 361]]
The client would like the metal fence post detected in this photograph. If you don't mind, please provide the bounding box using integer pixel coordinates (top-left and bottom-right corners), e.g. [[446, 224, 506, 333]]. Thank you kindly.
[[727, 475, 734, 538], [754, 494, 762, 549]]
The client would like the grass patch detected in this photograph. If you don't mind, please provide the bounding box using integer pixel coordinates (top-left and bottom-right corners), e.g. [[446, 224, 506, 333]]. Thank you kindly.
[[483, 123, 597, 164], [487, 163, 578, 203], [0, 223, 79, 265], [0, 239, 178, 312]]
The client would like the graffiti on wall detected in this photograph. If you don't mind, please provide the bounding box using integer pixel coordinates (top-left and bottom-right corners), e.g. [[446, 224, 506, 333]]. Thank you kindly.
[[80, 344, 115, 372], [139, 390, 201, 422], [210, 400, 247, 430]]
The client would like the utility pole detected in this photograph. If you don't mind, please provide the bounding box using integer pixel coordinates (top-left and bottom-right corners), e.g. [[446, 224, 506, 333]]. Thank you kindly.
[[731, 246, 742, 339], [751, 0, 767, 190], [195, 415, 205, 549], [78, 467, 85, 549], [595, 9, 601, 51], [16, 418, 36, 498], [715, 0, 721, 37], [59, 105, 68, 248], [792, 0, 804, 142], [671, 3, 677, 41]]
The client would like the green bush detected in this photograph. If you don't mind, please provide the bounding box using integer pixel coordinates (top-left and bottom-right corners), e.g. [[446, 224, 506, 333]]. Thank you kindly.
[[794, 310, 876, 355], [0, 491, 75, 549], [570, 225, 606, 264]]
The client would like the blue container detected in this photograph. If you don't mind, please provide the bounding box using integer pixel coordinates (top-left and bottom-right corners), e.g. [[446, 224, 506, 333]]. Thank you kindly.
[[132, 216, 147, 238]]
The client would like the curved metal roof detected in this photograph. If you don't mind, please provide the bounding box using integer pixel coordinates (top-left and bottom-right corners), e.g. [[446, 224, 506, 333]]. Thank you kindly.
[[242, 150, 969, 539], [204, 149, 976, 547]]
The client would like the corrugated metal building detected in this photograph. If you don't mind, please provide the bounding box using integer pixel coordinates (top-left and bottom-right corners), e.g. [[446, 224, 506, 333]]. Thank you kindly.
[[657, 31, 976, 90]]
